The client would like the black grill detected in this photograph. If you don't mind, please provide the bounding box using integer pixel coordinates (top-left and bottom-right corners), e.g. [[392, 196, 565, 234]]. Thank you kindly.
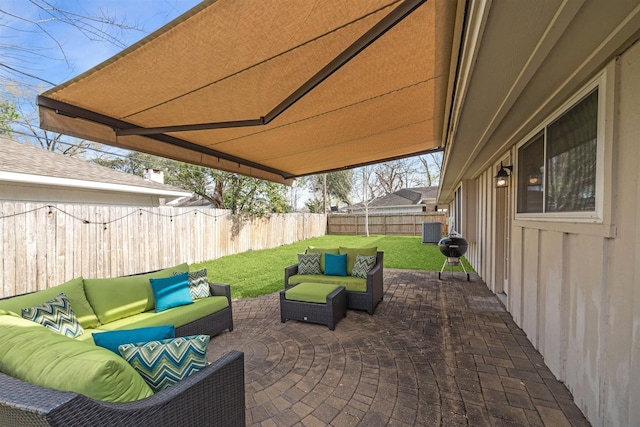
[[438, 236, 470, 281], [438, 236, 468, 258]]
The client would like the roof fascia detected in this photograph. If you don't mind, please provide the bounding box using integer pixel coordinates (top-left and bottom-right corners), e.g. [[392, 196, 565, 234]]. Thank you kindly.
[[0, 171, 192, 198]]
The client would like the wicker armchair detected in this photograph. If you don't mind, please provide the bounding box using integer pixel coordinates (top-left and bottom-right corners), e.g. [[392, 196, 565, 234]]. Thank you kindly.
[[0, 350, 245, 427], [285, 251, 384, 315]]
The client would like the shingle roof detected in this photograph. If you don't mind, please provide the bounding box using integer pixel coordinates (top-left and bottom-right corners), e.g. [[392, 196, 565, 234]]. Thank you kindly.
[[0, 137, 189, 195], [368, 186, 438, 207]]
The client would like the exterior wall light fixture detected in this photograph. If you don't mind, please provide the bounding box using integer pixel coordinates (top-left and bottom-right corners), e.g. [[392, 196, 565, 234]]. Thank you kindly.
[[495, 161, 513, 188]]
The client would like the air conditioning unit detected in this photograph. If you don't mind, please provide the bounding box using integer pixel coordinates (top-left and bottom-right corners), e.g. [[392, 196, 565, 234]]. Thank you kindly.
[[421, 222, 442, 244]]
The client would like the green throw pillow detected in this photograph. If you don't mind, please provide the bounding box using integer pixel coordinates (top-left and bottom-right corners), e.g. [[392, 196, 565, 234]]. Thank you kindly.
[[352, 255, 377, 279], [297, 253, 321, 275], [21, 293, 84, 338], [0, 314, 153, 402], [119, 335, 210, 392]]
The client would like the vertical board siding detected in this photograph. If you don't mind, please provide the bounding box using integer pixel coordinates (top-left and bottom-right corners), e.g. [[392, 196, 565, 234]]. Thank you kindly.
[[0, 203, 326, 297]]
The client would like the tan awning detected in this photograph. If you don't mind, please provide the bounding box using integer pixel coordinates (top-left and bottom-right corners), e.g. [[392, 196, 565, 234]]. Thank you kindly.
[[38, 0, 458, 185]]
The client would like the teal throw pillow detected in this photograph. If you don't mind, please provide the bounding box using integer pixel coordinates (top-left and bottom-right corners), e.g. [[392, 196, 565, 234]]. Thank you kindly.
[[175, 269, 210, 300], [21, 293, 84, 338], [352, 254, 377, 279], [297, 253, 321, 275], [324, 253, 347, 276], [93, 325, 176, 354], [119, 335, 210, 392], [150, 272, 193, 312]]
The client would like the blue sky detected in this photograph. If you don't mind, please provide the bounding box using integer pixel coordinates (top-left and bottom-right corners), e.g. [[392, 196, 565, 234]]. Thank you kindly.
[[1, 0, 202, 91]]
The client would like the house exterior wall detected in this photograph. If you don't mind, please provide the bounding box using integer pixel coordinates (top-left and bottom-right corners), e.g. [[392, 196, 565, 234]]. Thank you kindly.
[[458, 44, 640, 427], [1, 183, 164, 206]]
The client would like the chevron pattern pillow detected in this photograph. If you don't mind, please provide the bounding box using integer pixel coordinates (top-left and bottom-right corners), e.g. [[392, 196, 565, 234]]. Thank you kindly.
[[175, 269, 210, 299], [352, 255, 376, 279], [21, 293, 84, 338], [119, 335, 210, 392], [297, 253, 321, 275]]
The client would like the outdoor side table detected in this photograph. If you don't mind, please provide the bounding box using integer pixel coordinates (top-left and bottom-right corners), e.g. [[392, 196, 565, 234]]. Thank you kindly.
[[280, 283, 346, 331]]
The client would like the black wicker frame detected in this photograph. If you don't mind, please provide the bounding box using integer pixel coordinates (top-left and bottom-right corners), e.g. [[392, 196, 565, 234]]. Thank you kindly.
[[0, 350, 245, 427], [284, 251, 384, 315], [280, 286, 346, 330]]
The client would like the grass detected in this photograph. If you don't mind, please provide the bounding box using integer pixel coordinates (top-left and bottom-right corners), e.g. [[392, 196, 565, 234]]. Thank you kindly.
[[191, 235, 474, 299]]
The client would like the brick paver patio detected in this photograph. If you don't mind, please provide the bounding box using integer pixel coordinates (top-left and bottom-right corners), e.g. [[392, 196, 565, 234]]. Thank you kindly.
[[208, 269, 590, 426]]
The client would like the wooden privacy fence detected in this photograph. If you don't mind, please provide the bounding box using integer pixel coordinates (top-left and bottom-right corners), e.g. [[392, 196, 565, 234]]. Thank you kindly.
[[327, 213, 448, 236], [0, 202, 326, 298]]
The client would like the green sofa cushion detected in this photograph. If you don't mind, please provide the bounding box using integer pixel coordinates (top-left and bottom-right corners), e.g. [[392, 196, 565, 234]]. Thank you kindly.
[[94, 296, 229, 331], [84, 263, 189, 325], [0, 277, 99, 329], [0, 314, 153, 402], [285, 283, 342, 304], [288, 274, 367, 293], [339, 247, 378, 276], [306, 247, 339, 273]]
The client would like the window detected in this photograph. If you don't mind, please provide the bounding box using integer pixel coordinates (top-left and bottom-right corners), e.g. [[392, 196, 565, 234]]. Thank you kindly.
[[516, 89, 599, 215]]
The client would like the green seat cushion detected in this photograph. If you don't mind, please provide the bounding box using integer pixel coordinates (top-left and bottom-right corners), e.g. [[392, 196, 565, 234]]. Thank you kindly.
[[94, 296, 229, 331], [288, 274, 367, 293], [0, 277, 99, 329], [0, 314, 153, 402], [339, 247, 378, 276], [84, 263, 189, 324], [306, 247, 339, 273], [285, 283, 342, 304]]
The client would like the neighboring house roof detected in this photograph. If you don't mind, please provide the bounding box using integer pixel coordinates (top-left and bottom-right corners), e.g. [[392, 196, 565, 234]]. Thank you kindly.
[[0, 137, 191, 199], [348, 186, 439, 210]]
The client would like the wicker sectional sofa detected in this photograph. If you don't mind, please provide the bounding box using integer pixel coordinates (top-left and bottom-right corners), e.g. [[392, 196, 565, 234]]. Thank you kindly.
[[285, 248, 384, 314], [0, 263, 243, 426]]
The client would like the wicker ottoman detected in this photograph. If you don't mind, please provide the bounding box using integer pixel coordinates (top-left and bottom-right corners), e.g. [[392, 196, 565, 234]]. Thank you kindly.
[[280, 283, 347, 331]]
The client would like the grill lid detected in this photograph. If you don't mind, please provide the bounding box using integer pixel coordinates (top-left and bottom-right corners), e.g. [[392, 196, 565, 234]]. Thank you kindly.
[[438, 236, 468, 258]]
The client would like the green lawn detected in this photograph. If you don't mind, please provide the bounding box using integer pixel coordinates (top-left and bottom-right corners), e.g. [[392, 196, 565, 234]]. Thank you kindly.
[[191, 235, 474, 299]]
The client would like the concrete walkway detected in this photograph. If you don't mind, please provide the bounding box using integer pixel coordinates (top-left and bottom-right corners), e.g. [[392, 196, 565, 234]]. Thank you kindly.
[[208, 269, 591, 426]]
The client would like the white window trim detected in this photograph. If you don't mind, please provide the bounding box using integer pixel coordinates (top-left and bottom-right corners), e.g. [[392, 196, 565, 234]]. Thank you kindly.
[[513, 65, 614, 235]]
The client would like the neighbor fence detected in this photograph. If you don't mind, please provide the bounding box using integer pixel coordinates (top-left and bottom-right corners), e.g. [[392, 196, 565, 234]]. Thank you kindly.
[[327, 212, 448, 236], [0, 202, 326, 298]]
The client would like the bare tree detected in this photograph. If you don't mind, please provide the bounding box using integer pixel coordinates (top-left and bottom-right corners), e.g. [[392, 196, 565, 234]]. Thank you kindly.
[[372, 159, 420, 194], [418, 152, 443, 186], [1, 2, 143, 89], [0, 2, 146, 152], [351, 165, 381, 237]]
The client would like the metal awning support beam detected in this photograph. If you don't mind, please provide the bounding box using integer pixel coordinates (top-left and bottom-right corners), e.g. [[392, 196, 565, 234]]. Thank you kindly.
[[107, 0, 426, 137], [36, 96, 293, 179]]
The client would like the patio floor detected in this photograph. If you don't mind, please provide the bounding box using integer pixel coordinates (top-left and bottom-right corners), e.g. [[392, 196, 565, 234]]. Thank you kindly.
[[208, 269, 591, 426]]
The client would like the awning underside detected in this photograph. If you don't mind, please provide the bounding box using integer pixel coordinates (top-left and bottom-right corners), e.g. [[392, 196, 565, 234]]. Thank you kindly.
[[38, 0, 457, 185]]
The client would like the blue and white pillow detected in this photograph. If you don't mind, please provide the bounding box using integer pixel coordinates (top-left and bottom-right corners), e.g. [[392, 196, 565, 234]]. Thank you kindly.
[[21, 293, 84, 338], [119, 335, 210, 392], [297, 253, 321, 275], [175, 269, 210, 300], [352, 255, 376, 279]]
